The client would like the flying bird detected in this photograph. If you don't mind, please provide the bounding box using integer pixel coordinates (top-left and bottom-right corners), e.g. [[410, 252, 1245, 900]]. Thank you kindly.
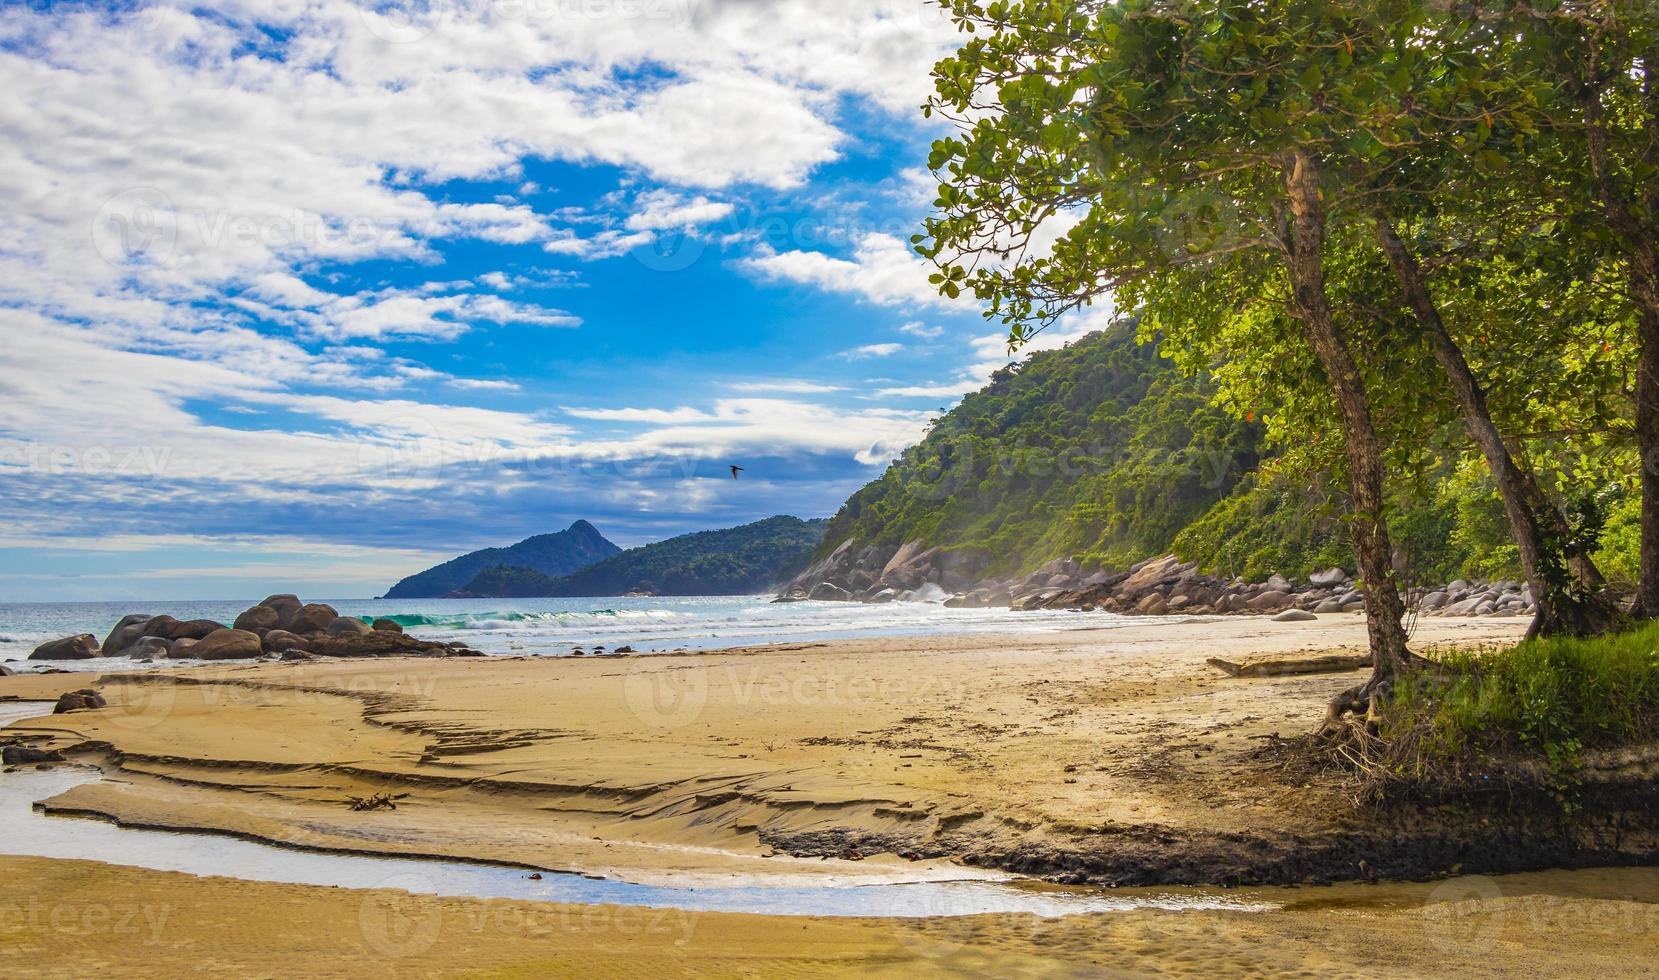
[[730, 465, 744, 479]]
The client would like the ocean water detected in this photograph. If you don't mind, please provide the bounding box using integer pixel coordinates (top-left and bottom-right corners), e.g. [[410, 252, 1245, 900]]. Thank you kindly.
[[0, 595, 1126, 670]]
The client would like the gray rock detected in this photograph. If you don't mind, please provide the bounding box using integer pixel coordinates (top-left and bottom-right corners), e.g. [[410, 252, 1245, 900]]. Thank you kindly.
[[141, 617, 227, 642], [191, 628, 264, 660], [809, 582, 852, 602], [127, 636, 171, 660], [371, 619, 404, 634], [259, 594, 304, 629], [1308, 567, 1349, 587], [29, 634, 99, 660], [262, 630, 310, 653], [1247, 590, 1290, 611], [326, 617, 373, 636], [233, 604, 280, 633], [53, 688, 106, 713], [1313, 598, 1347, 614], [167, 637, 199, 658], [1273, 609, 1318, 622], [288, 603, 340, 634], [2, 746, 64, 765], [1443, 597, 1483, 616], [101, 614, 154, 656], [866, 588, 901, 604], [1264, 573, 1293, 592], [1419, 591, 1449, 611]]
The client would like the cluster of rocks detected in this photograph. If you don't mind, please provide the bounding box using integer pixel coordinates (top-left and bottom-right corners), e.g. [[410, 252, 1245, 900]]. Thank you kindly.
[[27, 594, 482, 662], [775, 540, 981, 604], [1412, 580, 1535, 618], [776, 540, 1542, 622]]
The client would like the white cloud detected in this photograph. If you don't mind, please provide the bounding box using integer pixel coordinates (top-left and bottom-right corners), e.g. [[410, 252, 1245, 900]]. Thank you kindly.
[[724, 379, 845, 394], [738, 232, 949, 308], [899, 321, 943, 338], [624, 190, 735, 232], [839, 342, 904, 359]]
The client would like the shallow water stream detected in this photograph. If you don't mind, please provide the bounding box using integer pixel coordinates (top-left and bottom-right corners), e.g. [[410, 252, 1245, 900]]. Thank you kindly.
[[0, 701, 1269, 919]]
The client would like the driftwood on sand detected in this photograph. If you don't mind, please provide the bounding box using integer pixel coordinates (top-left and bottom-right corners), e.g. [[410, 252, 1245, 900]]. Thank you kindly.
[[1206, 654, 1369, 678]]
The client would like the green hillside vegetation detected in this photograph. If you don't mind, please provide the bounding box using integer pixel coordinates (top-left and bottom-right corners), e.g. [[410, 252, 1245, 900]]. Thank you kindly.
[[819, 325, 1635, 588], [459, 516, 828, 597], [822, 323, 1260, 577]]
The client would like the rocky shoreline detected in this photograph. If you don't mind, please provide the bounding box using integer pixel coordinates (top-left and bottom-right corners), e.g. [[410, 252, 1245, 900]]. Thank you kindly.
[[26, 594, 483, 665], [778, 541, 1539, 622]]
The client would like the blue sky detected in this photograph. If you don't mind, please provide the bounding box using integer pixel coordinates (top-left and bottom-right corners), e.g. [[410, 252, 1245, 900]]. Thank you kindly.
[[0, 1, 1100, 600]]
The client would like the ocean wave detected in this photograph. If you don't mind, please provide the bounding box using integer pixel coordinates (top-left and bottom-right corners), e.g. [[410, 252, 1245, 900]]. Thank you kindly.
[[373, 609, 680, 631]]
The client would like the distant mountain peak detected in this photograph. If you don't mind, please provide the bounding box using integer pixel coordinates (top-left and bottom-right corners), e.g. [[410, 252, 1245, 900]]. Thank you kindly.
[[383, 521, 622, 599], [454, 515, 829, 598]]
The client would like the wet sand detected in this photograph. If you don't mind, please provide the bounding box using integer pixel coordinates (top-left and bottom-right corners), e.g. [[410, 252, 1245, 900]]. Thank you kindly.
[[2, 615, 1529, 885], [3, 856, 1656, 977], [11, 614, 1658, 974]]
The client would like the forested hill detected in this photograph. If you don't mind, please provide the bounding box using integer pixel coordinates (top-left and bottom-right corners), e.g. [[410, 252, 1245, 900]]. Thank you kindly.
[[817, 323, 1267, 579], [458, 516, 829, 597], [383, 520, 621, 598]]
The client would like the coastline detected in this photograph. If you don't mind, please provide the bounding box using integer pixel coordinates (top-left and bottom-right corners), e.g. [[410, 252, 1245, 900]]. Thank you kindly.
[[7, 614, 1659, 975], [1, 615, 1570, 887]]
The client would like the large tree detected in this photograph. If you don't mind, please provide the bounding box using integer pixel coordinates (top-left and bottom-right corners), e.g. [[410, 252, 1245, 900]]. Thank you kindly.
[[1509, 0, 1659, 615], [920, 0, 1437, 721]]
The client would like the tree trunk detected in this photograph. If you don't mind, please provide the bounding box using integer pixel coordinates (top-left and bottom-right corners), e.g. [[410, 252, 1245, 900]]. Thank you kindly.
[[1372, 213, 1623, 638], [1584, 56, 1659, 618], [1284, 152, 1413, 700]]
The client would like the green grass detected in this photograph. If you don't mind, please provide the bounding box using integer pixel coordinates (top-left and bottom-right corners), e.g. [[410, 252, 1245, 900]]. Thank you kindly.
[[1385, 623, 1659, 792]]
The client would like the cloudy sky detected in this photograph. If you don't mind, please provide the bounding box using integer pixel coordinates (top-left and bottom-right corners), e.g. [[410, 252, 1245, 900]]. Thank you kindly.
[[0, 1, 1100, 601]]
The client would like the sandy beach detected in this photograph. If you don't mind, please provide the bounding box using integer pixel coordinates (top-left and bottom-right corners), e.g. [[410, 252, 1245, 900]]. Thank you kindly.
[[2, 615, 1530, 884], [8, 613, 1659, 975]]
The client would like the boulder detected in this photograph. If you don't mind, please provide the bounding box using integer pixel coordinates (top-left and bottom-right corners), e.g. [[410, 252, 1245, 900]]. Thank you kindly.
[[0, 665, 13, 677], [326, 617, 373, 637], [305, 630, 462, 658], [1273, 609, 1318, 623], [101, 614, 154, 656], [127, 636, 171, 660], [1308, 567, 1350, 587], [1247, 590, 1290, 611], [259, 594, 303, 629], [141, 617, 226, 642], [191, 628, 264, 660], [865, 588, 901, 604], [1419, 591, 1450, 611], [1117, 555, 1194, 595], [809, 582, 852, 602], [1313, 598, 1347, 614], [262, 630, 310, 653], [167, 638, 199, 659], [1443, 597, 1483, 616], [2, 745, 63, 765], [880, 540, 940, 590], [29, 634, 99, 661], [53, 688, 107, 713], [371, 619, 404, 634], [288, 603, 340, 634], [233, 604, 280, 633]]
